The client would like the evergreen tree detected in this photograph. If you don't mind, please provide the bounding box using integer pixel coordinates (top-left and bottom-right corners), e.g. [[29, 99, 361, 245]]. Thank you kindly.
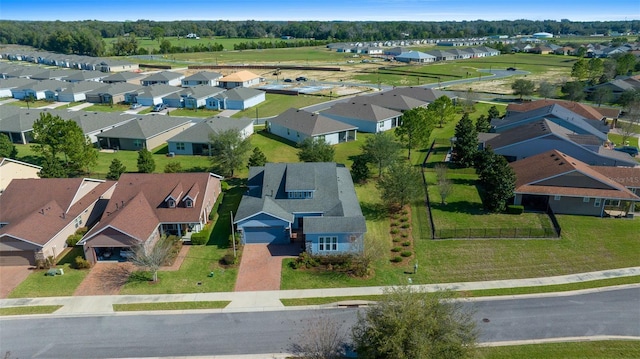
[[475, 114, 491, 133], [350, 155, 371, 184], [247, 147, 267, 168], [428, 95, 456, 128], [395, 107, 433, 160], [39, 155, 67, 178], [487, 105, 501, 120], [453, 113, 478, 168], [0, 134, 17, 159], [475, 149, 516, 212], [297, 137, 335, 163], [106, 158, 126, 180], [137, 148, 156, 173]]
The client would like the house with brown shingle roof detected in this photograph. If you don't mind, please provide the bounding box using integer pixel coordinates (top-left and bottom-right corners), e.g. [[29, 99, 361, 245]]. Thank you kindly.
[[80, 173, 222, 264], [218, 70, 261, 89], [0, 178, 116, 266], [505, 99, 620, 123], [268, 108, 358, 145], [510, 150, 640, 217]]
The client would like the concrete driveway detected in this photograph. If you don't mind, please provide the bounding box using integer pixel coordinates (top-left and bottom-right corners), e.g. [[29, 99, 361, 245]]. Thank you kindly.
[[0, 266, 32, 298]]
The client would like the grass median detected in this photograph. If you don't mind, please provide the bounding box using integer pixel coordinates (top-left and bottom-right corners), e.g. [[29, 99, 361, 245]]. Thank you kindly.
[[113, 301, 230, 312]]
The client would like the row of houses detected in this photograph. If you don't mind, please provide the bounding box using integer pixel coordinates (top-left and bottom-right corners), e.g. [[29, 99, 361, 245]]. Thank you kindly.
[[0, 161, 367, 266], [329, 44, 500, 63], [0, 49, 139, 73]]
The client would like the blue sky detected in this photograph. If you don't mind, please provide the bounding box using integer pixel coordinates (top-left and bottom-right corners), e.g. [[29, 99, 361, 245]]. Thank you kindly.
[[1, 0, 638, 22]]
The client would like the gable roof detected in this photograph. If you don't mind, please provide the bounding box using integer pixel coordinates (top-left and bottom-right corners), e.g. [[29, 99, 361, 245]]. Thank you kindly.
[[63, 70, 107, 82], [167, 116, 253, 143], [0, 178, 115, 246], [219, 70, 260, 83], [101, 71, 144, 83], [591, 166, 640, 188], [270, 108, 357, 137], [510, 150, 639, 200], [213, 87, 264, 101], [320, 102, 402, 122], [506, 99, 620, 120], [83, 173, 221, 244], [96, 115, 192, 140], [141, 71, 184, 83], [234, 163, 366, 234], [183, 71, 223, 81], [350, 93, 427, 111], [382, 86, 448, 103]]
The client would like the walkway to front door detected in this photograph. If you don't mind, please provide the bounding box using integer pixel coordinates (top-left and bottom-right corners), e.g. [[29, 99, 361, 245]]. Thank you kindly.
[[234, 243, 301, 292]]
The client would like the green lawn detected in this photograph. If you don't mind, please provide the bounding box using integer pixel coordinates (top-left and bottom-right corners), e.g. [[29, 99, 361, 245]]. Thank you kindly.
[[169, 108, 221, 118], [113, 301, 230, 311], [608, 132, 639, 149], [476, 341, 640, 359], [0, 306, 63, 316], [8, 247, 90, 298], [119, 187, 244, 294], [83, 103, 131, 112], [232, 93, 329, 119]]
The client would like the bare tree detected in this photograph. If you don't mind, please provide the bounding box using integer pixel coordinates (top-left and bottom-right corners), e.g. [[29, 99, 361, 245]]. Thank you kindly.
[[619, 100, 640, 146], [435, 163, 453, 205], [129, 236, 175, 282], [289, 313, 348, 359]]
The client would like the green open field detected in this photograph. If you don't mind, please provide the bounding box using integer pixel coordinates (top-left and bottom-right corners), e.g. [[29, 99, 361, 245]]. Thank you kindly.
[[476, 340, 640, 359]]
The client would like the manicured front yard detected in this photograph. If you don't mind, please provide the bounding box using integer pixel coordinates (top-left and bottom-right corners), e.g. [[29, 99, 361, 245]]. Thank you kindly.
[[476, 340, 640, 359]]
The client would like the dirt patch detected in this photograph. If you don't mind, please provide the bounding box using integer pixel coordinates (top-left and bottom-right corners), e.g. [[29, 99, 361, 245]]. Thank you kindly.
[[446, 68, 569, 95]]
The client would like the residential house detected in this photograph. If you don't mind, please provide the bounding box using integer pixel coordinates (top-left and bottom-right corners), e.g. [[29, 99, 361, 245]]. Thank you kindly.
[[320, 102, 402, 133], [85, 82, 143, 104], [426, 49, 457, 61], [132, 84, 183, 106], [0, 106, 43, 143], [101, 71, 145, 84], [182, 71, 223, 87], [96, 115, 194, 151], [52, 81, 106, 102], [0, 178, 115, 266], [505, 99, 620, 123], [10, 79, 67, 100], [234, 162, 366, 255], [382, 86, 447, 103], [205, 87, 265, 110], [218, 70, 261, 89], [394, 51, 436, 63], [63, 70, 108, 83], [510, 150, 639, 217], [98, 59, 139, 73], [163, 86, 225, 109], [0, 78, 36, 98], [140, 71, 185, 87], [480, 119, 638, 167], [0, 157, 41, 194], [268, 108, 357, 145], [349, 92, 427, 112], [492, 104, 610, 141], [585, 76, 640, 101], [167, 116, 254, 155], [80, 173, 222, 264], [30, 69, 74, 81]]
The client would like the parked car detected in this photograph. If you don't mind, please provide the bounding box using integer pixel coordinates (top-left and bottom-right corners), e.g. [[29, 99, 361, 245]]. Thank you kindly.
[[614, 146, 639, 157], [507, 67, 517, 71], [130, 103, 142, 109], [152, 103, 167, 112], [296, 76, 308, 82], [283, 78, 293, 83]]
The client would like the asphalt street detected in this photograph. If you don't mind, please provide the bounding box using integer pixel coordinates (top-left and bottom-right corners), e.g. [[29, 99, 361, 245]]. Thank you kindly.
[[1, 287, 638, 358]]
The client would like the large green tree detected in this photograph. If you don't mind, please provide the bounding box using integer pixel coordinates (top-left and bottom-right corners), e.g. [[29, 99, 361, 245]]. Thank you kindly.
[[511, 79, 535, 100], [589, 86, 613, 107], [377, 161, 423, 210], [453, 113, 478, 168], [297, 137, 335, 163], [247, 147, 267, 168], [362, 131, 401, 176], [106, 158, 126, 180], [395, 107, 434, 160], [571, 58, 589, 80], [0, 134, 17, 159], [475, 149, 516, 212], [428, 95, 456, 128], [537, 81, 557, 99], [209, 129, 252, 177], [137, 148, 156, 173], [352, 287, 477, 359], [562, 81, 586, 102]]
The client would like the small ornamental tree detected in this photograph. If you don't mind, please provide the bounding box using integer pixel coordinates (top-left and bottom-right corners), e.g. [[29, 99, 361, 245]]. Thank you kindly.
[[377, 161, 423, 211], [428, 95, 456, 128], [164, 161, 182, 173], [0, 133, 17, 159], [137, 148, 156, 173], [511, 79, 535, 100], [362, 132, 401, 177], [209, 128, 252, 177], [537, 81, 557, 99], [106, 158, 126, 180], [297, 137, 335, 163], [247, 146, 267, 168], [395, 107, 433, 160], [350, 154, 371, 184]]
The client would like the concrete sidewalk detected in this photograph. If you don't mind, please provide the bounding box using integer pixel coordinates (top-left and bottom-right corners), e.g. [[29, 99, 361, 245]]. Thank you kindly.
[[1, 267, 639, 315]]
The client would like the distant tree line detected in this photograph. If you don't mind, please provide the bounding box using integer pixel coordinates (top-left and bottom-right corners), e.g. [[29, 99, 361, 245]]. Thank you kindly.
[[1, 19, 638, 57]]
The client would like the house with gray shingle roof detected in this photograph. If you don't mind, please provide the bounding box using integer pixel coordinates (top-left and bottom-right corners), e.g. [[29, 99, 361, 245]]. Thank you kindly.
[[350, 92, 427, 112], [101, 71, 145, 84], [268, 108, 358, 145], [63, 70, 108, 83], [10, 79, 68, 100], [182, 71, 223, 87], [234, 162, 366, 255], [51, 81, 107, 102], [0, 78, 36, 98], [140, 71, 185, 86], [132, 84, 183, 106], [30, 69, 75, 81], [96, 115, 195, 151], [394, 51, 436, 63], [205, 87, 265, 110], [320, 102, 402, 133], [167, 116, 254, 155], [85, 82, 142, 104], [162, 86, 225, 109]]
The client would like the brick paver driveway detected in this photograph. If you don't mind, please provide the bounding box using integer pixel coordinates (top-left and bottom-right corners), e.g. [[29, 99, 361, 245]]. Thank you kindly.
[[0, 266, 32, 298], [73, 262, 134, 296], [234, 243, 301, 292]]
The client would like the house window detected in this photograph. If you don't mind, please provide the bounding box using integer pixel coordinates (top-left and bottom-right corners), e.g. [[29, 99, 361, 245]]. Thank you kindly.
[[594, 198, 601, 207], [167, 199, 176, 208], [554, 195, 561, 201], [583, 197, 590, 203], [176, 142, 185, 151], [185, 199, 193, 208], [133, 139, 143, 148], [74, 216, 83, 228], [319, 236, 338, 252]]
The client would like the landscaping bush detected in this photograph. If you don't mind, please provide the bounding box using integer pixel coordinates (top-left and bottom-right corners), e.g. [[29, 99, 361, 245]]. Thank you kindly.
[[401, 251, 412, 257], [220, 181, 230, 192], [208, 192, 225, 221], [392, 237, 401, 242], [75, 227, 89, 236], [74, 256, 91, 269], [391, 247, 402, 252], [390, 228, 400, 235], [66, 233, 82, 247], [292, 252, 319, 269], [390, 221, 399, 227], [399, 216, 409, 222], [221, 253, 237, 266], [390, 256, 403, 263], [506, 205, 525, 214], [401, 233, 409, 238], [190, 224, 212, 245], [292, 253, 370, 277], [400, 223, 411, 229], [402, 241, 412, 247], [400, 209, 409, 215]]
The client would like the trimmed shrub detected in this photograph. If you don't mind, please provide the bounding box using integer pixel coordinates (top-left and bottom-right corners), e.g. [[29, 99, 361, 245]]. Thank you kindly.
[[390, 228, 399, 235], [74, 256, 91, 269], [400, 223, 411, 229], [390, 256, 403, 263], [66, 234, 82, 247], [506, 205, 525, 214], [221, 253, 237, 266], [190, 225, 212, 245], [208, 192, 225, 221], [75, 227, 89, 236], [400, 209, 409, 215], [402, 241, 411, 247], [401, 251, 412, 257], [392, 237, 401, 242], [390, 221, 399, 227], [399, 216, 409, 222], [401, 233, 409, 238], [391, 247, 402, 252]]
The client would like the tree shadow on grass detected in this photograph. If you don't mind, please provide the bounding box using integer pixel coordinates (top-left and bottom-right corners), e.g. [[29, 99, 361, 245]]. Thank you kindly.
[[431, 200, 486, 215], [256, 130, 298, 148], [57, 247, 85, 266], [361, 202, 388, 221], [17, 155, 44, 166], [186, 166, 211, 173]]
